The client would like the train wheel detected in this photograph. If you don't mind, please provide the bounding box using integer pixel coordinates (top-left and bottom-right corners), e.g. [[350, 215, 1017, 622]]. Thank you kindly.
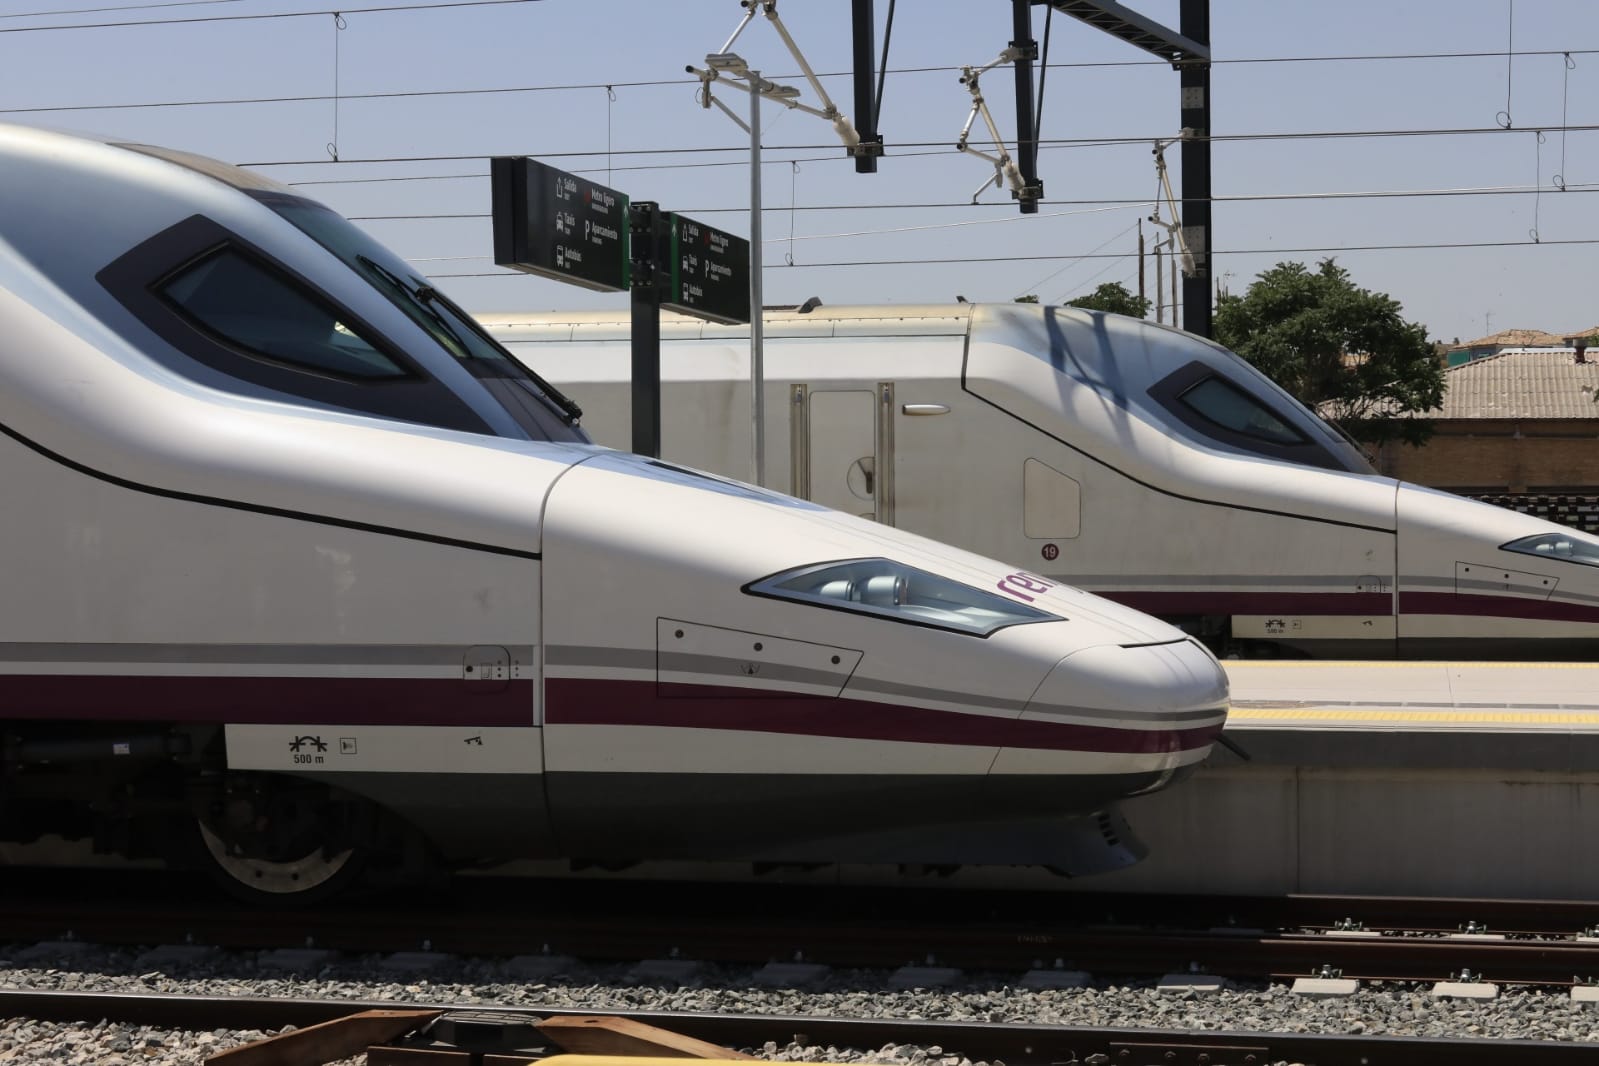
[[192, 775, 369, 905], [196, 821, 364, 903]]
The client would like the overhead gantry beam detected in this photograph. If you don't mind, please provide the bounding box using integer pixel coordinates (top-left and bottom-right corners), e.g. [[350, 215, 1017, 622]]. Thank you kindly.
[[1039, 0, 1212, 338], [1045, 0, 1209, 66]]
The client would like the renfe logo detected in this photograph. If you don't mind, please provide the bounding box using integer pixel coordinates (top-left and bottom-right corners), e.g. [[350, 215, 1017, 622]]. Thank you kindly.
[[996, 571, 1056, 603]]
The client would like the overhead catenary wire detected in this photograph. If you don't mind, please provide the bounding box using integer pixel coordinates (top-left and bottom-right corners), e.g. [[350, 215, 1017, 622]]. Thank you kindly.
[[1, 0, 1592, 73], [1556, 51, 1577, 189], [417, 236, 1599, 280], [339, 180, 1599, 220], [327, 11, 346, 161], [282, 134, 1599, 204], [0, 0, 242, 18], [1017, 218, 1142, 296], [0, 0, 543, 33], [776, 201, 1144, 244], [1056, 243, 1138, 303], [695, 236, 1599, 269], [381, 201, 1153, 256], [1497, 0, 1516, 128], [11, 44, 1599, 114], [219, 124, 1599, 175], [1531, 129, 1545, 241], [228, 122, 1599, 168]]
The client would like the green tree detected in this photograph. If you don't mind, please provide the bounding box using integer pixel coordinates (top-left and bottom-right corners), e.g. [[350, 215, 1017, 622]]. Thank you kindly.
[[1586, 334, 1599, 403], [1214, 259, 1443, 446], [1014, 294, 1040, 303], [1067, 282, 1151, 319]]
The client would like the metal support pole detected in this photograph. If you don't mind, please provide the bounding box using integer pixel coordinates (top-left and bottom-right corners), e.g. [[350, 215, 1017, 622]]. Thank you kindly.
[[629, 202, 663, 458], [1153, 238, 1164, 325], [1179, 0, 1212, 337], [1011, 0, 1041, 213], [851, 0, 880, 173], [1137, 218, 1145, 309], [1171, 233, 1179, 323], [749, 71, 767, 487]]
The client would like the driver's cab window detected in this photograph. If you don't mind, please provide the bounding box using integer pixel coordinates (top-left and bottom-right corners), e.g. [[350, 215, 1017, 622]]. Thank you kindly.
[[97, 213, 494, 434], [1177, 377, 1307, 445], [1147, 359, 1353, 472], [160, 247, 410, 381]]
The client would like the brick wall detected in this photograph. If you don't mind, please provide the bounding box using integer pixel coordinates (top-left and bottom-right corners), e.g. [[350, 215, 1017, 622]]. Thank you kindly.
[[1375, 419, 1599, 492]]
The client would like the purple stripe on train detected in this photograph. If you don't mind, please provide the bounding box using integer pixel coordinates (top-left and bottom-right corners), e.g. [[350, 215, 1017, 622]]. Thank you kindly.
[[545, 678, 1222, 755], [0, 675, 535, 727]]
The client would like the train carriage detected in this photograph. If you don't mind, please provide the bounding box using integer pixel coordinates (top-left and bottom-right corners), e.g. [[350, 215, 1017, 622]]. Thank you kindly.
[[0, 123, 1227, 902]]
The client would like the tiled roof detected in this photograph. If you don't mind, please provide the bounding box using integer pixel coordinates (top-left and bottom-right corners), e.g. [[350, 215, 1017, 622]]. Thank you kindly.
[[1425, 349, 1599, 419], [1450, 328, 1569, 350]]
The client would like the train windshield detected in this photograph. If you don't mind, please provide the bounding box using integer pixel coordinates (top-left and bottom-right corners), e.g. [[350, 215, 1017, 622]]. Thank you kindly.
[[1147, 355, 1375, 474], [1176, 377, 1308, 445], [265, 196, 585, 442], [160, 247, 412, 381]]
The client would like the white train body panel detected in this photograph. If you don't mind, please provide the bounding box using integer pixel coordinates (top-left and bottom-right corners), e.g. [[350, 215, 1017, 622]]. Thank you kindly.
[[1395, 484, 1599, 644], [484, 304, 1599, 659], [0, 123, 1229, 893], [537, 452, 1225, 860]]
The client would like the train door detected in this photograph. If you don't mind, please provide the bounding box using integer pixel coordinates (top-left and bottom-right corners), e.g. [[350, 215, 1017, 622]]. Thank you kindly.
[[790, 383, 895, 524]]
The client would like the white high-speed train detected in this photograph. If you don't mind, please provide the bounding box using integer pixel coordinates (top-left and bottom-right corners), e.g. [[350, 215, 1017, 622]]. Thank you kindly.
[[0, 123, 1228, 903], [483, 304, 1599, 660]]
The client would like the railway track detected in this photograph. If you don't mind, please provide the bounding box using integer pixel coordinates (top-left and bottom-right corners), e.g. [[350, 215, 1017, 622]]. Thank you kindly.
[[1, 988, 1593, 1066], [2, 868, 1598, 986]]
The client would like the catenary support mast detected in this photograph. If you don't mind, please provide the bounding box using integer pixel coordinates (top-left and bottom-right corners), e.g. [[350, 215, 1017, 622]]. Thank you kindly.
[[851, 0, 882, 173], [1179, 0, 1212, 339], [1011, 0, 1041, 213]]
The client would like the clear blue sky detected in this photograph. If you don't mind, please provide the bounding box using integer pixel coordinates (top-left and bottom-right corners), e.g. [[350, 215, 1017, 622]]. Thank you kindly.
[[3, 0, 1595, 344]]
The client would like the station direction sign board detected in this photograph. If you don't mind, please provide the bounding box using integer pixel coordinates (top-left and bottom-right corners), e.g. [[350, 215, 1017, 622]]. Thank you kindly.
[[491, 156, 630, 293], [664, 212, 750, 325]]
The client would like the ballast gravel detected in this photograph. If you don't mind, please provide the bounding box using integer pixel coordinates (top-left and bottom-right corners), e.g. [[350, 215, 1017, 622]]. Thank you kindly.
[[0, 941, 1594, 1064]]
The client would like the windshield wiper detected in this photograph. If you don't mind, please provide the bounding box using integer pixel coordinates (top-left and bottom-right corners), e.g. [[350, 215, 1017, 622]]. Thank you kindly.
[[355, 256, 583, 425], [414, 283, 585, 425]]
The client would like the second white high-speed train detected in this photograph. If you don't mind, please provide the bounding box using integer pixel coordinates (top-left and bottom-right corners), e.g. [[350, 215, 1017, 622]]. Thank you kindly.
[[483, 304, 1599, 660]]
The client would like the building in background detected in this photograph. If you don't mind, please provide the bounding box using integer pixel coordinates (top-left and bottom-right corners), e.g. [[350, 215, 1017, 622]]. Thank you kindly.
[[1371, 331, 1599, 531], [1444, 328, 1573, 367]]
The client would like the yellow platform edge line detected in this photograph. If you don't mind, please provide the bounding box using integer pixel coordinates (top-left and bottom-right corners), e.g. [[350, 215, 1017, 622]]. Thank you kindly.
[[1227, 706, 1599, 725]]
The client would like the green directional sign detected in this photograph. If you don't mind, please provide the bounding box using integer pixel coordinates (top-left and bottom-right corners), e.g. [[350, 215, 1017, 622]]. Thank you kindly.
[[491, 156, 630, 293], [664, 212, 751, 325]]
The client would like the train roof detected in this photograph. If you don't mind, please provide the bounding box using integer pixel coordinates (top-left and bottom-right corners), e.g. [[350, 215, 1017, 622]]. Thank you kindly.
[[0, 122, 599, 555], [476, 304, 976, 342]]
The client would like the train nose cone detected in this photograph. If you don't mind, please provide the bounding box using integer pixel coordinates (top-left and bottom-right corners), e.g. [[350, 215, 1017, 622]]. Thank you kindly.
[[990, 638, 1229, 784], [1048, 638, 1229, 723]]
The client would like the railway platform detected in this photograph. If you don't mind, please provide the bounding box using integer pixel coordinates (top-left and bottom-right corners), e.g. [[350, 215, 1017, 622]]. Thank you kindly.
[[1087, 659, 1599, 900], [1221, 659, 1599, 769]]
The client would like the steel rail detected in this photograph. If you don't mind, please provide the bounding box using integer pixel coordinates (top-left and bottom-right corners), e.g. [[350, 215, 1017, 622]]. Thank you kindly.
[[0, 989, 1593, 1066], [8, 867, 1599, 932], [4, 871, 1599, 983]]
